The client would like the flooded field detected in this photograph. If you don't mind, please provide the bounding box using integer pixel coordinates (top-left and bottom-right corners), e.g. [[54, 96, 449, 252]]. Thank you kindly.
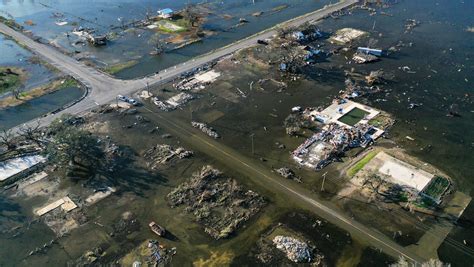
[[1, 0, 474, 266], [0, 33, 84, 128], [143, 0, 474, 264], [0, 0, 331, 78]]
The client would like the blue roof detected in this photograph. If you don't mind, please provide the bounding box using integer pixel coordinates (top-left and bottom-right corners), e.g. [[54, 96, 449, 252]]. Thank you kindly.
[[159, 8, 173, 14]]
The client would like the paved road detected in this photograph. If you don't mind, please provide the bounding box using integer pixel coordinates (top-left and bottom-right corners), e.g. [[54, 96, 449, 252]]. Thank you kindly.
[[1, 0, 358, 132]]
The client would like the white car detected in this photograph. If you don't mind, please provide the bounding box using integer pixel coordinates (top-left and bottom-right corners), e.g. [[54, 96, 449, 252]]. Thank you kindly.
[[117, 94, 128, 102]]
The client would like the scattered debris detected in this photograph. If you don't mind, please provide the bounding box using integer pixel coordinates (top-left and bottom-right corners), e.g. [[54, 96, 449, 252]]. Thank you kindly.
[[139, 90, 153, 100], [404, 19, 420, 33], [352, 52, 379, 64], [329, 28, 367, 44], [153, 93, 194, 110], [143, 144, 193, 169], [191, 121, 220, 139], [167, 166, 266, 239], [275, 167, 302, 183], [273, 236, 312, 263], [175, 70, 220, 91]]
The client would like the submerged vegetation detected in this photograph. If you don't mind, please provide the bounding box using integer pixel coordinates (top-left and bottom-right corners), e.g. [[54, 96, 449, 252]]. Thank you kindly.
[[0, 67, 25, 95]]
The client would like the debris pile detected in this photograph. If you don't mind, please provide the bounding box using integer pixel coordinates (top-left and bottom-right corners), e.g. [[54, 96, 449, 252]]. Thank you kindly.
[[272, 236, 312, 263], [145, 240, 176, 266], [275, 167, 295, 179], [72, 27, 107, 46], [352, 52, 379, 64], [143, 144, 193, 169], [191, 121, 220, 139], [283, 113, 313, 136], [276, 167, 302, 183], [111, 211, 140, 238], [341, 78, 381, 99], [365, 70, 385, 85], [291, 27, 323, 44], [329, 28, 367, 44], [404, 19, 419, 33], [174, 70, 221, 91], [292, 123, 376, 170], [167, 165, 266, 239], [153, 92, 194, 111]]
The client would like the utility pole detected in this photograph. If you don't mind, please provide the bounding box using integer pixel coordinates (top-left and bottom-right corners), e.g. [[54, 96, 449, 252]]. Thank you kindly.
[[190, 109, 194, 121], [321, 171, 328, 192], [250, 133, 255, 155]]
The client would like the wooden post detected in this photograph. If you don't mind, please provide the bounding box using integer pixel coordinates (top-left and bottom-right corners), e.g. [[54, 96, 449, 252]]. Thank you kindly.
[[321, 172, 328, 192]]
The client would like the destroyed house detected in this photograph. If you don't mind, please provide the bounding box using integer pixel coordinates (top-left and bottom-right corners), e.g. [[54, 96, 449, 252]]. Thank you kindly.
[[87, 35, 107, 46], [158, 8, 174, 19], [292, 28, 322, 43], [357, 47, 383, 57]]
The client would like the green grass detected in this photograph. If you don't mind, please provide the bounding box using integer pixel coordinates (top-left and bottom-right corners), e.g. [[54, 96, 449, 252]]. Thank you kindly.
[[0, 16, 23, 30], [173, 18, 192, 29], [347, 150, 378, 177], [156, 20, 187, 33], [102, 60, 138, 74], [398, 192, 408, 202], [368, 117, 383, 127], [57, 78, 79, 89]]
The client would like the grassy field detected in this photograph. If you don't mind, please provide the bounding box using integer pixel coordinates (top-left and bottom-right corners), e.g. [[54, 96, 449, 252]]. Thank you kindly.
[[102, 60, 138, 74], [347, 150, 378, 177]]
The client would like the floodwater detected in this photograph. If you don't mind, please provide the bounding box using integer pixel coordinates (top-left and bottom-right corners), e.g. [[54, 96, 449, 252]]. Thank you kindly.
[[0, 0, 331, 78], [0, 0, 331, 127], [316, 5, 474, 265], [0, 34, 58, 94], [150, 0, 474, 265], [0, 33, 85, 129], [0, 86, 83, 130], [1, 0, 474, 266]]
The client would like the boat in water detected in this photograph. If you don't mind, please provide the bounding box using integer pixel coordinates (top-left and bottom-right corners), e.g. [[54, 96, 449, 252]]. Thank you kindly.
[[149, 221, 166, 236]]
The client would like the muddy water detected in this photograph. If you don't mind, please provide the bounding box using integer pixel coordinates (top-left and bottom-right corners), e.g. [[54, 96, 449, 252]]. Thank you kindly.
[[0, 33, 84, 129], [0, 0, 332, 78], [0, 86, 83, 130], [1, 0, 474, 266], [0, 33, 58, 94], [147, 0, 474, 265]]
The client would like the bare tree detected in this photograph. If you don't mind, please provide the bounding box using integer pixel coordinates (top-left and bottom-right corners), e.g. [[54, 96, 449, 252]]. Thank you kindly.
[[276, 25, 297, 38], [149, 33, 166, 55], [19, 121, 44, 147], [183, 4, 199, 27], [0, 129, 17, 150]]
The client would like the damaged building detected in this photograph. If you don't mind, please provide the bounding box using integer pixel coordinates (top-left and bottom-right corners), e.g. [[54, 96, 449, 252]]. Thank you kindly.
[[292, 100, 386, 170]]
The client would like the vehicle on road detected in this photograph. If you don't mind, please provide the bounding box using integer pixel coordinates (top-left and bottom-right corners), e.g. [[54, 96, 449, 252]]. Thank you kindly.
[[117, 95, 128, 102], [127, 98, 139, 106]]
